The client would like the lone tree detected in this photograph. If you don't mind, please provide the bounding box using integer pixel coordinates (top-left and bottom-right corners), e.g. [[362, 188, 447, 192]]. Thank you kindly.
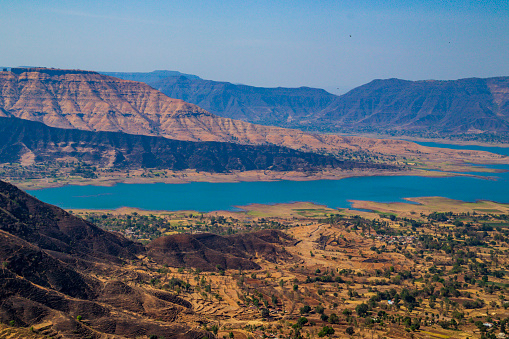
[[356, 303, 369, 317], [297, 317, 308, 326]]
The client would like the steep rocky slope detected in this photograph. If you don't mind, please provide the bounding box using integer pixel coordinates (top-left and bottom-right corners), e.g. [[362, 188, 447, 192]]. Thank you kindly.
[[0, 179, 141, 262], [0, 68, 209, 137], [0, 180, 211, 338]]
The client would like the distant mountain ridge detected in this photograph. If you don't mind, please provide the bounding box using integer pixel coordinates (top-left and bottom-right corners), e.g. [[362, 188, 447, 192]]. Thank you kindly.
[[113, 71, 509, 138], [319, 77, 509, 135], [107, 71, 338, 126], [1, 67, 505, 176], [149, 75, 338, 126], [0, 68, 405, 162], [101, 70, 201, 83]]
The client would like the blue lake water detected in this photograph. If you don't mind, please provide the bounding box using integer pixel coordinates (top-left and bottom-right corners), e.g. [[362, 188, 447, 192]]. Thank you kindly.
[[26, 142, 509, 212], [409, 140, 509, 156]]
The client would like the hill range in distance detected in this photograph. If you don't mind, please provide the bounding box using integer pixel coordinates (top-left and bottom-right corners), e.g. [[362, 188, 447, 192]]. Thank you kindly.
[[0, 67, 507, 188], [103, 70, 509, 143]]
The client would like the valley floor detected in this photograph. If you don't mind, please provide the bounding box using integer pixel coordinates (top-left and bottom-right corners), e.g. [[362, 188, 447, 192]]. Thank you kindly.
[[68, 198, 509, 338]]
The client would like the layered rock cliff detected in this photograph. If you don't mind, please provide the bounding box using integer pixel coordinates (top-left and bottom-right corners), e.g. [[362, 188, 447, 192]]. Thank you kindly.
[[0, 68, 208, 136], [0, 68, 505, 165], [0, 68, 384, 158]]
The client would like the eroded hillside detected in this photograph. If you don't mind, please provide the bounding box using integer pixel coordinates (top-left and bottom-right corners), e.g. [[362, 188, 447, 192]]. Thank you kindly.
[[1, 68, 505, 172]]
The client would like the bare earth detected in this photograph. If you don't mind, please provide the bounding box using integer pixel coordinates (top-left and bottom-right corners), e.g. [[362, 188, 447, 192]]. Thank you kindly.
[[67, 198, 509, 338]]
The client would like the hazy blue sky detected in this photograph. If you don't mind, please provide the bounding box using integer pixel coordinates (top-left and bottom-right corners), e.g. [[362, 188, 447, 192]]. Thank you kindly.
[[1, 0, 508, 93]]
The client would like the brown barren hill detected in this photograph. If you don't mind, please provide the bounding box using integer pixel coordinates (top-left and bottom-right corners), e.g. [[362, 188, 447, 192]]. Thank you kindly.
[[0, 179, 142, 262], [0, 68, 503, 166], [0, 180, 213, 338], [147, 230, 294, 271]]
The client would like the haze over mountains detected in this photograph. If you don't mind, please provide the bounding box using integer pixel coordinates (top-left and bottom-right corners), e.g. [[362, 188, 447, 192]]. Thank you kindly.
[[146, 75, 338, 126], [320, 77, 509, 136], [0, 67, 506, 187], [108, 70, 509, 139], [102, 70, 201, 83]]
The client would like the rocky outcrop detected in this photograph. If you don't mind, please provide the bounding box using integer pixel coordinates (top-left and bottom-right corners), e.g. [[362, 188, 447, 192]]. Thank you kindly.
[[0, 179, 142, 262], [0, 68, 209, 136]]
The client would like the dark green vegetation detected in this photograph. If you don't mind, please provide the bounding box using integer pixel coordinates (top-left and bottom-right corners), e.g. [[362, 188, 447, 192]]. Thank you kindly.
[[80, 202, 509, 338], [236, 211, 509, 338], [118, 71, 509, 142], [0, 117, 393, 181], [82, 211, 290, 241]]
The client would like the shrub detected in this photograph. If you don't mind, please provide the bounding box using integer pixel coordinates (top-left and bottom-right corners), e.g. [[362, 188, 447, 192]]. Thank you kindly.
[[297, 317, 308, 326], [318, 326, 335, 337], [356, 303, 369, 317], [328, 313, 339, 324], [300, 305, 311, 314]]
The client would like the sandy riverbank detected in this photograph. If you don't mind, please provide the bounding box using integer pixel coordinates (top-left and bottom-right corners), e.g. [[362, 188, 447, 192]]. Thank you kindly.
[[9, 166, 491, 191]]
